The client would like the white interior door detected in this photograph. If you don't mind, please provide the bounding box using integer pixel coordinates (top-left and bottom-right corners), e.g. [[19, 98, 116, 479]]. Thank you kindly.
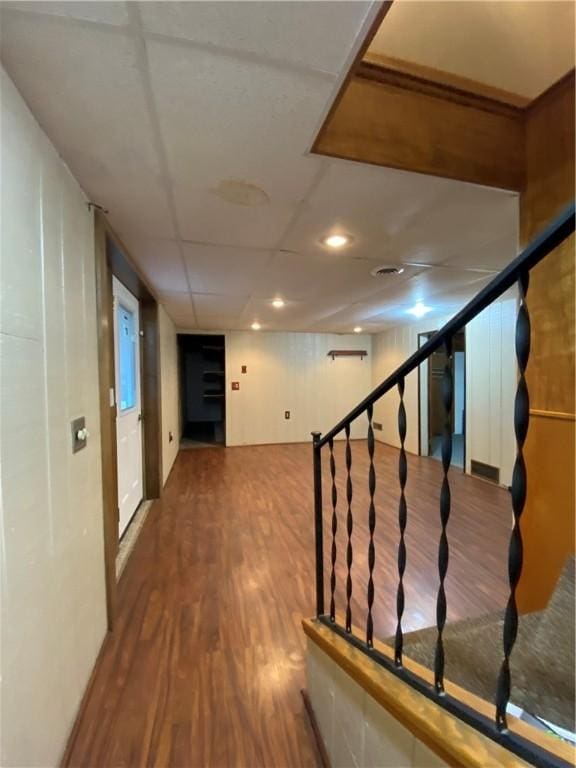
[[113, 276, 143, 537]]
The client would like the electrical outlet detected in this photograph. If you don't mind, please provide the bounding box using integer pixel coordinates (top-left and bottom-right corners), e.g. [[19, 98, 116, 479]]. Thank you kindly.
[[373, 421, 383, 431], [285, 410, 290, 420]]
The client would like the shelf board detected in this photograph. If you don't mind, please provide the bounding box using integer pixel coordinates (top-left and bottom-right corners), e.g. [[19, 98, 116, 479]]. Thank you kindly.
[[327, 349, 368, 360]]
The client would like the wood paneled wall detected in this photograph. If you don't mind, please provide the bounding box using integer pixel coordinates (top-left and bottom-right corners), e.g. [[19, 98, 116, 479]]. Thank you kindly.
[[516, 72, 575, 613], [313, 69, 525, 191]]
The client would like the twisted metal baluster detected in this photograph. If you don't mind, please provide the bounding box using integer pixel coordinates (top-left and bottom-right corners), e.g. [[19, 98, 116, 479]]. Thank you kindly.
[[495, 271, 530, 731], [434, 338, 453, 694], [344, 423, 353, 633], [328, 437, 338, 623], [395, 377, 408, 666], [366, 404, 376, 647]]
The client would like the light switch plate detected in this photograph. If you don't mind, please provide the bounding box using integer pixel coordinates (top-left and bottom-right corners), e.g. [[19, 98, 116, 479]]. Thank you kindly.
[[71, 416, 87, 453]]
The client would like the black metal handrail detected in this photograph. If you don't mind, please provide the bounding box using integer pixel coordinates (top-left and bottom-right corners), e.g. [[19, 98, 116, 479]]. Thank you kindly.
[[310, 201, 575, 768]]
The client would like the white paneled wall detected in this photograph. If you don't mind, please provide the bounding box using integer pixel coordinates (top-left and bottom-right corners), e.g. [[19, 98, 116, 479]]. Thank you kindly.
[[371, 301, 516, 486], [0, 68, 107, 766], [159, 305, 179, 485], [466, 296, 516, 487], [307, 640, 448, 768], [371, 316, 453, 455], [224, 331, 372, 446]]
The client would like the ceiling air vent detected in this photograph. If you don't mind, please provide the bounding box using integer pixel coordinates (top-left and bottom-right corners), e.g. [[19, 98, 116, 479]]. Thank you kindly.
[[370, 265, 404, 277]]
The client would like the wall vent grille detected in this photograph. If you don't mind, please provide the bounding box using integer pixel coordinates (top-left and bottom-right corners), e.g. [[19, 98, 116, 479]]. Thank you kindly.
[[470, 460, 500, 484]]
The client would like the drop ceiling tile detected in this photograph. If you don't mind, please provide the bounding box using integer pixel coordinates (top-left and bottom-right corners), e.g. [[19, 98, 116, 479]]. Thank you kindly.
[[284, 159, 455, 259], [0, 12, 174, 238], [252, 250, 417, 305], [192, 293, 248, 316], [442, 232, 518, 271], [175, 194, 294, 250], [258, 301, 355, 332], [284, 158, 518, 268], [120, 237, 187, 293], [146, 39, 332, 244], [393, 187, 519, 267], [183, 243, 272, 295], [240, 297, 310, 330], [1, 2, 129, 26], [159, 290, 194, 315], [194, 314, 240, 331], [140, 1, 371, 75]]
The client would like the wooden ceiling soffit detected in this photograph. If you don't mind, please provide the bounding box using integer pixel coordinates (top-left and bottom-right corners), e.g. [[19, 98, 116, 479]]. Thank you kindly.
[[312, 57, 526, 192]]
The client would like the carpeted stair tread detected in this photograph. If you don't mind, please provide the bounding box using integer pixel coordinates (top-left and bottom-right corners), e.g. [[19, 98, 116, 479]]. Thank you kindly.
[[394, 557, 575, 731]]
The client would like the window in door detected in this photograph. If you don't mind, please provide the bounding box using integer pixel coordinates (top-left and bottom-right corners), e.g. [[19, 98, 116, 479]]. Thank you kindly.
[[117, 303, 137, 412]]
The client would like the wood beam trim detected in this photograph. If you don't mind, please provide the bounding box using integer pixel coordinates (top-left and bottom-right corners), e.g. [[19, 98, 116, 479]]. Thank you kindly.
[[526, 69, 576, 117], [314, 75, 525, 191], [357, 59, 525, 120]]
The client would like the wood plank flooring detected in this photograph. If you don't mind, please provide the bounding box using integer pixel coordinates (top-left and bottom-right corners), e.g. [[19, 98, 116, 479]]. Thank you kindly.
[[64, 441, 511, 767]]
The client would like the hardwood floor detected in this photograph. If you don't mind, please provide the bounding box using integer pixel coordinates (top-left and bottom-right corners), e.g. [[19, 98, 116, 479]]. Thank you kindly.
[[64, 441, 511, 767]]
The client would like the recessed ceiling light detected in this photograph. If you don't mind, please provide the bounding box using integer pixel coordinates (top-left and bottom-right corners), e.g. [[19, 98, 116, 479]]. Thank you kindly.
[[322, 233, 351, 249], [272, 298, 284, 308], [354, 326, 363, 333], [407, 302, 432, 319], [251, 321, 261, 330]]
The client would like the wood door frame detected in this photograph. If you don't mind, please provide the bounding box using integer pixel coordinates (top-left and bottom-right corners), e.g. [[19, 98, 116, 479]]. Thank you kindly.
[[94, 211, 162, 629], [417, 330, 466, 472]]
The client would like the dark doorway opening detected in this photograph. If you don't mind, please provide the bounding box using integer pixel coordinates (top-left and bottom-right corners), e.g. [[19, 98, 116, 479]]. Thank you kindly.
[[418, 330, 465, 470], [178, 334, 226, 447]]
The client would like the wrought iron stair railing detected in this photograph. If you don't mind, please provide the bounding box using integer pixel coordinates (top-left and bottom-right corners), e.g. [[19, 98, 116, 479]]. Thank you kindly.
[[310, 202, 575, 768]]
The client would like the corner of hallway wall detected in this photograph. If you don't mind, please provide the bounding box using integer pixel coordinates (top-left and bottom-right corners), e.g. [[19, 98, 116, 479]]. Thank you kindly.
[[159, 306, 179, 485], [0, 67, 107, 766]]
